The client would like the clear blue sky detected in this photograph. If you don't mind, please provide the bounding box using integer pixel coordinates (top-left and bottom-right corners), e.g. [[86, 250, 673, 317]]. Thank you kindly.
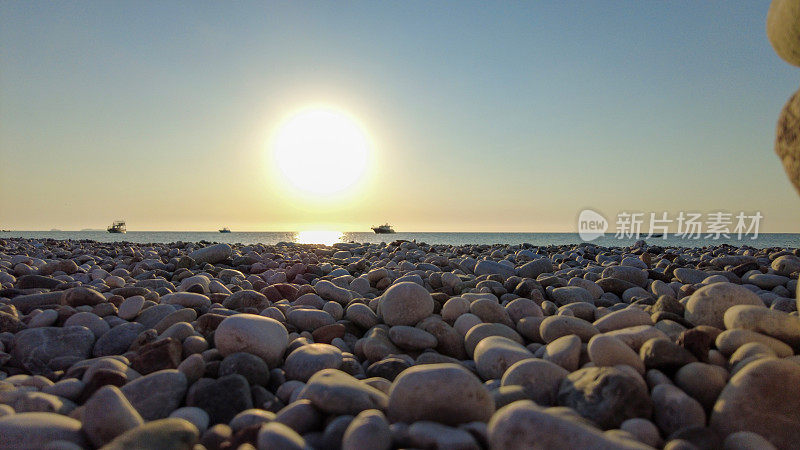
[[1, 1, 799, 231]]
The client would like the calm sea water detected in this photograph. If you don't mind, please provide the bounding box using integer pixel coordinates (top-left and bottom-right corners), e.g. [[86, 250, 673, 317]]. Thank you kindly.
[[1, 231, 798, 249]]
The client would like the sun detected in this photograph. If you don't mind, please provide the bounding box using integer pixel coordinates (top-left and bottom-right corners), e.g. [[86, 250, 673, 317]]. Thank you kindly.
[[271, 107, 371, 195]]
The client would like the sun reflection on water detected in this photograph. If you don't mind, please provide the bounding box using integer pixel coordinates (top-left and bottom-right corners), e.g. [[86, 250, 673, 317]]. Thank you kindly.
[[294, 230, 344, 245]]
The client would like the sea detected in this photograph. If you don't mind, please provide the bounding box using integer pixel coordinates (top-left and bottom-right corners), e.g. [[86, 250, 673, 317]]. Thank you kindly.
[[1, 231, 798, 249]]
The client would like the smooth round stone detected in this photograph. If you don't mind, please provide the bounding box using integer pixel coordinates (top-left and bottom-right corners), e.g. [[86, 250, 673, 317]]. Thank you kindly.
[[723, 431, 778, 450], [723, 305, 800, 348], [540, 315, 599, 343], [516, 258, 553, 278], [257, 422, 306, 450], [454, 313, 483, 337], [229, 409, 276, 432], [29, 309, 58, 327], [674, 362, 728, 410], [177, 354, 205, 384], [543, 334, 581, 372], [505, 298, 543, 322], [186, 375, 253, 425], [297, 369, 388, 415], [593, 307, 652, 333], [188, 243, 232, 265], [620, 418, 662, 448], [711, 358, 800, 449], [314, 280, 353, 304], [746, 273, 789, 290], [651, 383, 706, 436], [602, 266, 648, 288], [588, 334, 645, 374], [161, 292, 212, 309], [474, 336, 534, 380], [169, 407, 210, 434], [639, 338, 697, 372], [93, 322, 146, 357], [82, 385, 144, 447], [12, 326, 95, 373], [603, 325, 670, 352], [120, 370, 188, 421], [500, 358, 568, 406], [218, 352, 270, 386], [274, 399, 322, 434], [569, 278, 604, 299], [64, 312, 110, 338], [715, 329, 793, 357], [684, 282, 764, 329], [286, 308, 335, 332], [0, 413, 87, 448], [284, 344, 343, 382], [470, 298, 514, 327], [101, 418, 199, 450], [387, 363, 495, 425], [214, 314, 288, 366], [406, 421, 480, 449], [118, 296, 145, 320], [345, 303, 380, 329], [388, 325, 438, 350], [342, 409, 391, 450], [380, 282, 435, 326], [464, 323, 523, 357], [674, 268, 709, 284], [551, 286, 594, 305], [62, 287, 106, 307], [441, 297, 471, 322], [557, 366, 653, 429], [488, 400, 650, 450]]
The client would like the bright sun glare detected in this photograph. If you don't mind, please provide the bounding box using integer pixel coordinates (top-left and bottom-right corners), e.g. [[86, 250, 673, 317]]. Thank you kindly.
[[272, 107, 370, 195]]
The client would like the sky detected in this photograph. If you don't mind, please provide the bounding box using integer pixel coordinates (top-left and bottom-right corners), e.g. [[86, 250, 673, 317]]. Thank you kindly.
[[1, 1, 799, 232]]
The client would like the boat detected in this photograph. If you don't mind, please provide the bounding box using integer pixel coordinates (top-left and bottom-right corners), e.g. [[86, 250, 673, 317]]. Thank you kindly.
[[371, 223, 395, 234], [219, 227, 231, 233], [107, 220, 126, 234], [650, 233, 664, 238]]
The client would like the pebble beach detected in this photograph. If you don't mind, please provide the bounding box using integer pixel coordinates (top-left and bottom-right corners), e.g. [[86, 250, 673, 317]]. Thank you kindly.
[[0, 237, 799, 450]]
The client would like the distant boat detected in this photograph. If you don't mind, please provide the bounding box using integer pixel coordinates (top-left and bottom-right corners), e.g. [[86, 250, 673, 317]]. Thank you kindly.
[[107, 220, 126, 234], [0, 230, 9, 232], [371, 223, 395, 234], [650, 233, 665, 238], [219, 227, 231, 233]]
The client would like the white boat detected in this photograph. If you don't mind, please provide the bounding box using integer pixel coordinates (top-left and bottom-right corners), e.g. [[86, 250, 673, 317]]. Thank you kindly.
[[371, 223, 395, 234], [107, 220, 126, 233]]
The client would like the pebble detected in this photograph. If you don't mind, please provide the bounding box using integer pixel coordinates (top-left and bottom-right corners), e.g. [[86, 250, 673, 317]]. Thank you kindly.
[[387, 363, 495, 425], [710, 358, 800, 449], [473, 335, 534, 380], [651, 383, 706, 436], [588, 334, 645, 374], [723, 305, 800, 348], [540, 315, 599, 342], [341, 409, 391, 450], [0, 412, 88, 448], [284, 343, 343, 382], [0, 238, 796, 449], [557, 366, 652, 429], [297, 369, 388, 415], [379, 281, 434, 326], [101, 418, 199, 450], [488, 400, 651, 449], [684, 282, 764, 329], [500, 358, 568, 405], [257, 421, 306, 450], [214, 314, 288, 366], [82, 385, 144, 447]]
